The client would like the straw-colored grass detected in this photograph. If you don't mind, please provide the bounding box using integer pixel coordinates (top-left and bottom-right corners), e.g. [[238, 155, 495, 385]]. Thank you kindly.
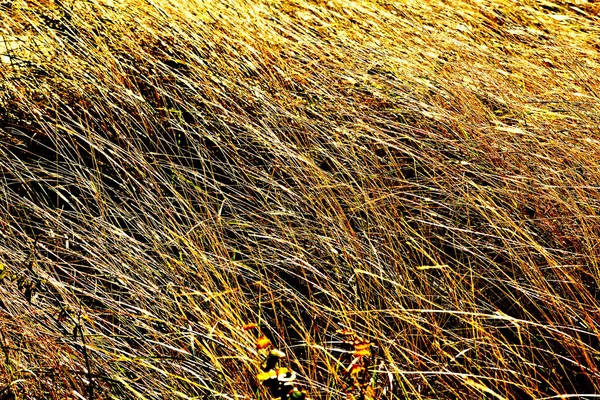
[[1, 0, 600, 398]]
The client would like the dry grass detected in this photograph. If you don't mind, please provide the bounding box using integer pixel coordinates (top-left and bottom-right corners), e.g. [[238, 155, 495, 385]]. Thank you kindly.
[[1, 0, 600, 398]]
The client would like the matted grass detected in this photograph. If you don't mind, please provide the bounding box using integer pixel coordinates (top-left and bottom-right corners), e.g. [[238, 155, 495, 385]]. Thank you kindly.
[[1, 0, 600, 398]]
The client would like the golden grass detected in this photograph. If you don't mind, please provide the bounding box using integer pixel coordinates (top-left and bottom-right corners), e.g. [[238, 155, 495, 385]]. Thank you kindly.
[[1, 0, 600, 398]]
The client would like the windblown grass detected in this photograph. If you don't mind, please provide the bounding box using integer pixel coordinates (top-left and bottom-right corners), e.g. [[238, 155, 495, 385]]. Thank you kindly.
[[1, 0, 600, 398]]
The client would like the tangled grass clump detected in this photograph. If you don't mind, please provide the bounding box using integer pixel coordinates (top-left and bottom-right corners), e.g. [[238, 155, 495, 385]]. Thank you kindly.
[[1, 0, 600, 398]]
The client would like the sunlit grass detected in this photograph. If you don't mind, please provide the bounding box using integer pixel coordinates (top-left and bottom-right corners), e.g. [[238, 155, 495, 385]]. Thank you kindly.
[[1, 0, 600, 398]]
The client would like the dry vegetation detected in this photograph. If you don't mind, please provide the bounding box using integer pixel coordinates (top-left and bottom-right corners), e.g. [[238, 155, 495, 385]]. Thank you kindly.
[[1, 0, 600, 398]]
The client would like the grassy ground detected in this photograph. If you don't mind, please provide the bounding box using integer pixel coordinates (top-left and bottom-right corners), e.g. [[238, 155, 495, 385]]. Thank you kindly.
[[1, 0, 600, 398]]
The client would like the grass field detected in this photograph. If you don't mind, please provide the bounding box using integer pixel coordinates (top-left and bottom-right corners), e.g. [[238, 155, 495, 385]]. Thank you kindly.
[[1, 0, 600, 398]]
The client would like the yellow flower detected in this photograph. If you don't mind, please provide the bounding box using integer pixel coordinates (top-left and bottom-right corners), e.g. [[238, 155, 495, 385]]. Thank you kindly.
[[243, 322, 259, 331], [353, 340, 371, 351], [256, 335, 271, 349], [353, 349, 371, 358], [257, 370, 277, 381], [0, 262, 7, 280], [349, 365, 365, 376]]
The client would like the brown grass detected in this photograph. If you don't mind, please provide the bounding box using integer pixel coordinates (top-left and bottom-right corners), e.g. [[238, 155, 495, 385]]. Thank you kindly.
[[1, 0, 600, 398]]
